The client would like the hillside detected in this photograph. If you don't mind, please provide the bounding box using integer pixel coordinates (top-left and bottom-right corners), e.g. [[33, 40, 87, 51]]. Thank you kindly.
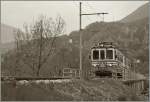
[[0, 41, 15, 54], [120, 3, 149, 23], [1, 24, 18, 43], [1, 18, 149, 77], [1, 24, 17, 54]]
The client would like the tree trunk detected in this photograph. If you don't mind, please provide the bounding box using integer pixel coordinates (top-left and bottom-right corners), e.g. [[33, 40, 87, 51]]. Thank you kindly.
[[37, 20, 43, 77]]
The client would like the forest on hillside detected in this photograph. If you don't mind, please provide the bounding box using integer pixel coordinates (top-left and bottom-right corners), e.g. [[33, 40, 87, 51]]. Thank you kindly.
[[1, 16, 149, 78]]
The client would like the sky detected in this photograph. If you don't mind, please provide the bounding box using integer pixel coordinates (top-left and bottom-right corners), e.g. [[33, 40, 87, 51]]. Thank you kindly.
[[1, 1, 149, 35]]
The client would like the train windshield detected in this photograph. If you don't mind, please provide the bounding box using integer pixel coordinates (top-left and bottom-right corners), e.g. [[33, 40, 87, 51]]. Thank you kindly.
[[106, 50, 113, 59], [93, 50, 99, 60], [100, 50, 105, 60]]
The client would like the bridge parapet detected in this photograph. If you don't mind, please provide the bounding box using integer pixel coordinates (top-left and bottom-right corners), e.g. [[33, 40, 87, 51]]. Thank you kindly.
[[123, 78, 146, 94], [128, 71, 146, 80]]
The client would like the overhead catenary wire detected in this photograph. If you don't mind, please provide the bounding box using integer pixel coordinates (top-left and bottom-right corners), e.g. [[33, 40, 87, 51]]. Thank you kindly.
[[73, 1, 94, 27], [73, 1, 110, 33], [86, 2, 103, 21], [73, 1, 108, 23], [83, 2, 99, 22]]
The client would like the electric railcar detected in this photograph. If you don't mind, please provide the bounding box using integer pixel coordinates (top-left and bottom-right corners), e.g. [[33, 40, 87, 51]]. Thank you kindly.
[[90, 42, 132, 80]]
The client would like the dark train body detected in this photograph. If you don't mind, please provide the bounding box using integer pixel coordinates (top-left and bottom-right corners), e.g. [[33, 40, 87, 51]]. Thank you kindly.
[[90, 42, 132, 81]]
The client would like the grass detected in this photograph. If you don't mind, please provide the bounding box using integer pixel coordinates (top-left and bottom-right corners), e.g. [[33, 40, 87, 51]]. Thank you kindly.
[[1, 79, 146, 101]]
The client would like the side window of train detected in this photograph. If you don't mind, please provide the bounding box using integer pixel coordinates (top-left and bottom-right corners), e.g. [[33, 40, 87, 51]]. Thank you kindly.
[[106, 50, 113, 59], [118, 55, 123, 63], [115, 50, 118, 60], [100, 50, 105, 60], [93, 50, 99, 60], [115, 55, 117, 60]]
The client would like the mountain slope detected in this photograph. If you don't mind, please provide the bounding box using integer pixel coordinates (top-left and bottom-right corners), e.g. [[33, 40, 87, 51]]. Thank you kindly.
[[1, 18, 148, 76], [1, 24, 19, 54], [120, 3, 149, 23], [0, 42, 15, 54], [1, 24, 18, 43]]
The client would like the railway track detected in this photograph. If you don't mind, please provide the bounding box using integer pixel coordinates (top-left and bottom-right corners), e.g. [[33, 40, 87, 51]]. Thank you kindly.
[[1, 76, 71, 81]]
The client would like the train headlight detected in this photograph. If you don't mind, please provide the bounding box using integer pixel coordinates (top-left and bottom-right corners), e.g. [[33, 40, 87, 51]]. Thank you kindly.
[[108, 64, 112, 67], [93, 64, 97, 67]]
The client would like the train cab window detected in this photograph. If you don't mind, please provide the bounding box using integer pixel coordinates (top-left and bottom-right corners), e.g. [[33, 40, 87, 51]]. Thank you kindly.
[[100, 50, 105, 60], [93, 50, 99, 60], [106, 50, 113, 59]]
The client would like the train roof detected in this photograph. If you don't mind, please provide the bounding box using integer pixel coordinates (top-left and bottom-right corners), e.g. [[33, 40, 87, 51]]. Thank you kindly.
[[91, 42, 117, 49], [91, 42, 133, 60]]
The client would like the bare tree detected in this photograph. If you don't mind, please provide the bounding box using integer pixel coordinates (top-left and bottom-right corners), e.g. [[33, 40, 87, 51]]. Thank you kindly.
[[14, 15, 65, 77]]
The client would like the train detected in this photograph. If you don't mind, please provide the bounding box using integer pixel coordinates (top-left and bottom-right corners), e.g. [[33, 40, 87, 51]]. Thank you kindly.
[[62, 41, 145, 82], [90, 42, 134, 80]]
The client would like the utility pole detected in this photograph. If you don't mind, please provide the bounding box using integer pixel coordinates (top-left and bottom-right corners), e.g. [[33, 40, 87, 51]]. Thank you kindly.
[[101, 12, 109, 22], [79, 2, 108, 79], [79, 2, 82, 79]]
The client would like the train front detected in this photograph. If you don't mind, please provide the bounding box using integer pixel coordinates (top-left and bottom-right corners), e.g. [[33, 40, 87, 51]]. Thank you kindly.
[[90, 42, 117, 78]]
